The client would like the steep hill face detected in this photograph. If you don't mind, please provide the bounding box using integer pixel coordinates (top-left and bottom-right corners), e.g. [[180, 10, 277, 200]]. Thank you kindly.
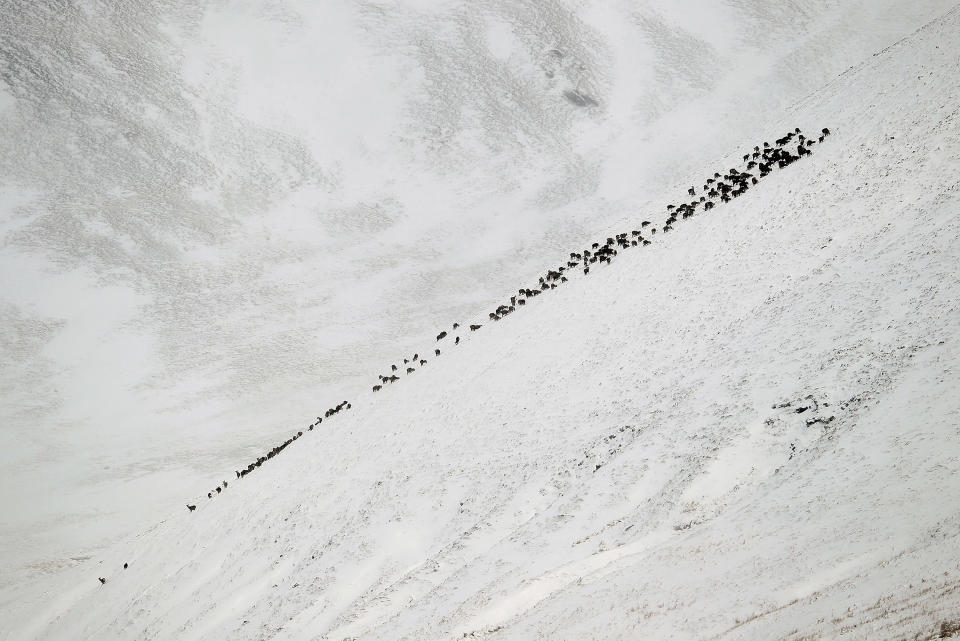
[[0, 0, 956, 588], [4, 4, 960, 640]]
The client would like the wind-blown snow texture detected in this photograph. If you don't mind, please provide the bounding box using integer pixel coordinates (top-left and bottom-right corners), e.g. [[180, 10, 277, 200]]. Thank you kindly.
[[3, 2, 960, 640]]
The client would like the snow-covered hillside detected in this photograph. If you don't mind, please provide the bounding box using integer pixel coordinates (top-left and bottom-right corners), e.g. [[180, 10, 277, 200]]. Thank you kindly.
[[3, 3, 960, 639], [1, 0, 956, 592]]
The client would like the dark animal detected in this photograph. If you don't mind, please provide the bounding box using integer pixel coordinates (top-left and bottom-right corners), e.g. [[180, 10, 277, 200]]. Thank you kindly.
[[187, 504, 196, 512], [453, 323, 459, 329], [822, 127, 830, 136], [123, 563, 128, 569], [470, 324, 481, 331], [208, 492, 212, 499], [391, 364, 397, 371], [419, 359, 426, 366], [99, 577, 106, 585], [688, 186, 695, 196], [216, 487, 221, 494], [455, 336, 460, 344], [407, 367, 415, 374], [435, 349, 440, 356], [373, 384, 381, 392], [436, 331, 447, 341]]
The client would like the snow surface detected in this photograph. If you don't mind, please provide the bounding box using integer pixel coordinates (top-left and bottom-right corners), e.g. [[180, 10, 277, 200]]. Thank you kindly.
[[2, 0, 957, 590], [3, 2, 960, 639]]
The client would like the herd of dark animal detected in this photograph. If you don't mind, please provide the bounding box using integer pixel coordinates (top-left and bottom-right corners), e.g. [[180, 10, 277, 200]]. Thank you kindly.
[[107, 127, 829, 586], [182, 402, 352, 516], [367, 127, 829, 393]]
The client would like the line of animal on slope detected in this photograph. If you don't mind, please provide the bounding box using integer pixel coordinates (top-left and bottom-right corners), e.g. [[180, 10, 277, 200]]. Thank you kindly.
[[98, 127, 831, 588]]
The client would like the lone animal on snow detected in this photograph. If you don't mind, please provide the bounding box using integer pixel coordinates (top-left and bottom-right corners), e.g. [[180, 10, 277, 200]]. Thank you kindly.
[[373, 385, 381, 392], [435, 349, 440, 356], [207, 492, 212, 499], [455, 336, 460, 344], [407, 367, 415, 374], [420, 359, 427, 366], [391, 364, 397, 371], [123, 563, 128, 569], [453, 322, 459, 329], [99, 577, 106, 585], [187, 504, 196, 512], [436, 331, 447, 341], [470, 324, 481, 331]]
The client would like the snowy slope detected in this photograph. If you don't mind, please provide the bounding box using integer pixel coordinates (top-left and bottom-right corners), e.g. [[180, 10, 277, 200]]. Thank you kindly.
[[4, 4, 960, 640], [1, 0, 957, 589]]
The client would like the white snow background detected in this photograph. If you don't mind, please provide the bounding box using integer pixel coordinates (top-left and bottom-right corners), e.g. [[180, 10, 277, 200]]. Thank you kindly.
[[1, 0, 960, 639]]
